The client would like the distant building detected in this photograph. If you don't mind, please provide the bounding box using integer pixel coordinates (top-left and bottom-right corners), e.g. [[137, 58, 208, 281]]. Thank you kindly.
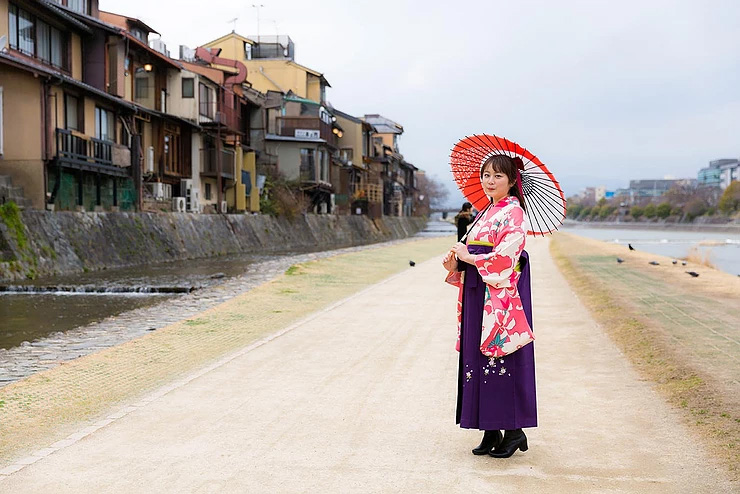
[[698, 159, 738, 189]]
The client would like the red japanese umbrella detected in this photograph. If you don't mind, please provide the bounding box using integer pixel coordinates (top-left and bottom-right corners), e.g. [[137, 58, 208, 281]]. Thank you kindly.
[[450, 134, 566, 236]]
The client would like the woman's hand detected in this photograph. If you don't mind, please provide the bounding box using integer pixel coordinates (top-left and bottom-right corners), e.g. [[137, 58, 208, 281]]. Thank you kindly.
[[451, 242, 474, 265], [442, 251, 457, 271]]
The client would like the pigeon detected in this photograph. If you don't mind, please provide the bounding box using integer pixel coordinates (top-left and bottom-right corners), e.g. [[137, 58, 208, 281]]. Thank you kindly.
[[628, 243, 635, 251], [616, 257, 624, 264], [671, 259, 678, 265], [409, 260, 416, 267], [648, 261, 660, 266], [681, 261, 687, 266], [685, 271, 699, 277]]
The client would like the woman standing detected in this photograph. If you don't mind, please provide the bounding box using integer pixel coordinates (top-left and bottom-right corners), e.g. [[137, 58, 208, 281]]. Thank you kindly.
[[442, 154, 537, 458], [454, 202, 473, 241]]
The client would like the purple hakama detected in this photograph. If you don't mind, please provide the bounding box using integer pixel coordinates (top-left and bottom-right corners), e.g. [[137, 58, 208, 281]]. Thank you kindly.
[[456, 247, 537, 431]]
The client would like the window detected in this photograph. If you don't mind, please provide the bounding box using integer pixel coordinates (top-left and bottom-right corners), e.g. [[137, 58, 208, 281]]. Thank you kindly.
[[205, 183, 212, 201], [65, 94, 80, 131], [300, 148, 315, 182], [95, 107, 115, 142], [199, 83, 214, 118], [131, 28, 147, 43], [318, 149, 327, 182], [17, 7, 35, 55], [182, 78, 194, 98], [135, 70, 150, 99], [65, 0, 88, 15], [341, 148, 353, 162], [8, 4, 69, 70], [0, 87, 4, 156]]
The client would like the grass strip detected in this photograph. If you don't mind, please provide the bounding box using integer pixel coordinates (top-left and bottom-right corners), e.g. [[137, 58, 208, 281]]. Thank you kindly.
[[0, 236, 454, 464], [550, 232, 739, 480]]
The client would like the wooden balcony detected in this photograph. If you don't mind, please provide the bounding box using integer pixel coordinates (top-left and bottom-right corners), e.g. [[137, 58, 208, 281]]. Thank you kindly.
[[276, 116, 338, 147], [200, 148, 236, 180], [54, 129, 129, 177]]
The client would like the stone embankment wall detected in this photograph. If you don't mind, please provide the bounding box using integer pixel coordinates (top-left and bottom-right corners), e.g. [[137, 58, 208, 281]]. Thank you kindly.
[[0, 208, 427, 282]]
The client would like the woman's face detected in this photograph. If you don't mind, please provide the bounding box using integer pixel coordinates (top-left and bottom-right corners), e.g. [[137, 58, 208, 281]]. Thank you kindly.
[[481, 164, 514, 203]]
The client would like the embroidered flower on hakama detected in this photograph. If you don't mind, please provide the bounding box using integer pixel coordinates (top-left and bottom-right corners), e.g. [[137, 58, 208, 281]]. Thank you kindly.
[[501, 332, 533, 355], [484, 368, 490, 376], [466, 371, 472, 381], [499, 367, 507, 375]]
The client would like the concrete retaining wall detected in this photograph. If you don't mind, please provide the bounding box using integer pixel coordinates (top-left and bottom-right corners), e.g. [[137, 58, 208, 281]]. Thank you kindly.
[[0, 211, 426, 282]]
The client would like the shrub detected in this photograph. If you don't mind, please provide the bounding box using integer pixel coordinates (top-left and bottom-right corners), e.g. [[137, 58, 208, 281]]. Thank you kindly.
[[718, 181, 740, 214], [684, 199, 708, 221], [656, 202, 671, 219], [630, 206, 644, 219], [643, 203, 657, 218]]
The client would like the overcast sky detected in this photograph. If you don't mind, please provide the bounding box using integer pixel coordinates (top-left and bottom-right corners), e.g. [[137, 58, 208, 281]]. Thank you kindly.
[[100, 0, 740, 204]]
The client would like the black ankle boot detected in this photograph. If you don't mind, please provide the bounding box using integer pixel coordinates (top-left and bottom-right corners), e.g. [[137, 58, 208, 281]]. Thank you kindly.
[[472, 430, 502, 455], [489, 429, 527, 458]]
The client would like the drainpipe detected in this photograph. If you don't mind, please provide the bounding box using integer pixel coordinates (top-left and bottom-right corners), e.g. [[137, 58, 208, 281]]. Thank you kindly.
[[259, 66, 286, 94]]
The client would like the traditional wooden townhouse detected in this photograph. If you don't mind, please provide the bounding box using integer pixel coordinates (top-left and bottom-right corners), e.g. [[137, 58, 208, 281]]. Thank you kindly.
[[201, 33, 340, 213], [0, 0, 139, 211], [330, 108, 380, 217], [179, 46, 260, 213], [363, 114, 417, 217], [93, 10, 199, 212]]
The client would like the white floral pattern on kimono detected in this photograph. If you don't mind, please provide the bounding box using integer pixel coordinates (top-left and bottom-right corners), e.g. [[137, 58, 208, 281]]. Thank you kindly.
[[445, 196, 534, 357]]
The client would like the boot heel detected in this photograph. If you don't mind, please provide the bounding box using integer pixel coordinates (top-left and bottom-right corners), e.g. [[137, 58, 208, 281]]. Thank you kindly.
[[519, 439, 528, 452]]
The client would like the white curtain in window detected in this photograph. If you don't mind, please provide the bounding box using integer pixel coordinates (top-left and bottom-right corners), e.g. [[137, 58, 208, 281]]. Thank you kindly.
[[18, 8, 34, 55], [50, 27, 63, 68], [37, 20, 50, 63]]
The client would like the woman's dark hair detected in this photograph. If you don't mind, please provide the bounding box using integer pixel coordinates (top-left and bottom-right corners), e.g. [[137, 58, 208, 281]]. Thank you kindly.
[[480, 155, 526, 211], [460, 202, 472, 212]]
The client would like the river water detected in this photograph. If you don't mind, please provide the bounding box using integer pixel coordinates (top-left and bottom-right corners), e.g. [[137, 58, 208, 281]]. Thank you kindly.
[[0, 221, 456, 385], [561, 223, 740, 276]]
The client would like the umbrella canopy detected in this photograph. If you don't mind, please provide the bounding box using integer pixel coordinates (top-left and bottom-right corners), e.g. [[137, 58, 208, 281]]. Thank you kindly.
[[450, 134, 566, 236]]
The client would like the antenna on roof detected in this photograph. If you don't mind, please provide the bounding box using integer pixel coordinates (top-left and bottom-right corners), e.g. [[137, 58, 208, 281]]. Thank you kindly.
[[227, 17, 238, 33]]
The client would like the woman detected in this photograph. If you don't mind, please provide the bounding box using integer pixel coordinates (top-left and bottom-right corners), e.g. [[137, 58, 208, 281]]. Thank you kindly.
[[442, 154, 537, 458], [454, 202, 473, 241]]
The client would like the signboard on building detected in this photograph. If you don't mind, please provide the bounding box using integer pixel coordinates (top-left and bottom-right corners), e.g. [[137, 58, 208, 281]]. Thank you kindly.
[[295, 129, 320, 139]]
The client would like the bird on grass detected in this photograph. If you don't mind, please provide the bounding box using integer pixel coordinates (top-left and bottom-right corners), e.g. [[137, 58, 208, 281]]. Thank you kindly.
[[616, 257, 624, 264], [648, 261, 660, 266], [628, 243, 635, 251], [681, 260, 688, 266], [409, 260, 416, 267], [685, 271, 699, 277], [671, 259, 678, 265]]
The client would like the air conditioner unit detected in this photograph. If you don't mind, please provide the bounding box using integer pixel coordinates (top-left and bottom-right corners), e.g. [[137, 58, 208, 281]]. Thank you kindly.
[[164, 183, 172, 199], [188, 190, 200, 212], [172, 196, 186, 213], [220, 200, 228, 214], [145, 146, 154, 173], [330, 193, 336, 211]]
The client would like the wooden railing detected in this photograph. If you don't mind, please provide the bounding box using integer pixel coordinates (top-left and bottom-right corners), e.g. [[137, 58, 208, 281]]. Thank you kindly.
[[55, 129, 122, 174], [200, 148, 236, 179]]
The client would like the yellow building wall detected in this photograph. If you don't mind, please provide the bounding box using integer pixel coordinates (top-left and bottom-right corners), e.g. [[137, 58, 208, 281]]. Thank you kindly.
[[229, 149, 259, 212], [306, 75, 320, 103], [244, 150, 259, 212], [71, 33, 83, 81], [242, 60, 310, 99], [0, 67, 45, 208], [0, 1, 8, 38], [336, 116, 363, 163]]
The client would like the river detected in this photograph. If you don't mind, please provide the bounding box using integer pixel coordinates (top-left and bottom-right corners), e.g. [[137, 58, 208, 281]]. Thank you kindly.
[[561, 223, 740, 276], [0, 220, 455, 362]]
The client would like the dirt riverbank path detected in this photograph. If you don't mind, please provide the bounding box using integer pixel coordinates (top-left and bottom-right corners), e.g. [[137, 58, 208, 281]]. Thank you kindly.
[[0, 237, 734, 493]]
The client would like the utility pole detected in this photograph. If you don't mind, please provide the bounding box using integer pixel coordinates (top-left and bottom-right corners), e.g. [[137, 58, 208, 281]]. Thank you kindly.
[[252, 4, 264, 55]]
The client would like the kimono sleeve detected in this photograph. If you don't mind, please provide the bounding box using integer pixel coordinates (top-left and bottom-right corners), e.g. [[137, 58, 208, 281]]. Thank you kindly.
[[472, 206, 526, 289]]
